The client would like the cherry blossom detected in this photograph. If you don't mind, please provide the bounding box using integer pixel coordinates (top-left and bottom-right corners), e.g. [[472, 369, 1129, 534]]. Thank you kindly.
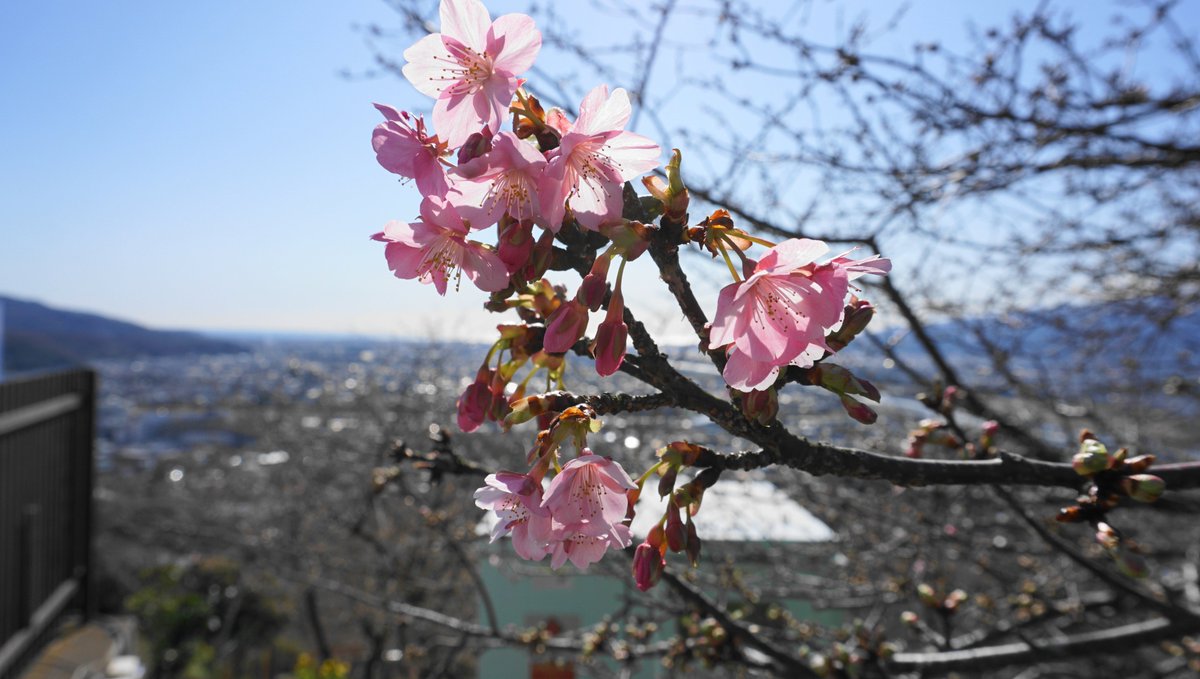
[[474, 472, 553, 561], [541, 452, 637, 527], [401, 0, 541, 148], [540, 85, 661, 231], [709, 239, 890, 390], [548, 521, 633, 570], [372, 195, 509, 295], [451, 131, 547, 229], [371, 104, 450, 197]]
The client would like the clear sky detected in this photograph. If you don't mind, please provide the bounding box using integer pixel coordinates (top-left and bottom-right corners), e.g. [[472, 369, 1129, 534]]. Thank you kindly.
[[2, 1, 1194, 339]]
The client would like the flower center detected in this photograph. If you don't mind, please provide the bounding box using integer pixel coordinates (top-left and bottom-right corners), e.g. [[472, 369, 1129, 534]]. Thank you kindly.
[[433, 41, 495, 96], [486, 170, 537, 221], [418, 233, 465, 291]]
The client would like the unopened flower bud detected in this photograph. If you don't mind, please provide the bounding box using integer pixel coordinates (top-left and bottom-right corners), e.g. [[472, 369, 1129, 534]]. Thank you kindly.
[[543, 300, 589, 353], [685, 518, 701, 567], [1056, 505, 1086, 523], [632, 541, 665, 592], [497, 217, 535, 274], [900, 611, 919, 626], [944, 589, 968, 612], [826, 298, 874, 352], [1123, 454, 1156, 473], [1072, 439, 1110, 476], [641, 149, 689, 223], [941, 385, 960, 412], [521, 230, 555, 282], [657, 465, 678, 499], [456, 370, 494, 433], [665, 505, 686, 553], [813, 363, 880, 402], [917, 583, 938, 608], [1121, 474, 1165, 503], [739, 388, 778, 425], [591, 289, 628, 377], [1095, 522, 1120, 550], [576, 256, 612, 312], [839, 394, 878, 425], [455, 127, 494, 177]]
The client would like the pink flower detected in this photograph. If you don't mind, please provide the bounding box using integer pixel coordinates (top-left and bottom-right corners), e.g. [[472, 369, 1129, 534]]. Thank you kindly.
[[372, 195, 509, 295], [540, 85, 661, 231], [709, 239, 890, 391], [548, 522, 633, 570], [401, 0, 541, 148], [451, 132, 547, 229], [541, 452, 637, 528], [474, 472, 554, 561], [371, 104, 450, 197]]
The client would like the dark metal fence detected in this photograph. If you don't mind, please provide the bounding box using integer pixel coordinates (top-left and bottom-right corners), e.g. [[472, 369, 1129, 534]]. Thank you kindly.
[[0, 369, 95, 679]]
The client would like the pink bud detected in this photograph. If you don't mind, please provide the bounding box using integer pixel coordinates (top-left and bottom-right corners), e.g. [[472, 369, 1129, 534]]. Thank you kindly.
[[520, 229, 556, 283], [456, 368, 495, 432], [665, 505, 686, 553], [826, 299, 874, 352], [497, 217, 535, 274], [632, 542, 665, 592], [455, 127, 494, 178], [981, 421, 1000, 437], [839, 394, 878, 425], [576, 256, 612, 312], [739, 388, 779, 425], [543, 301, 589, 353], [591, 289, 627, 377]]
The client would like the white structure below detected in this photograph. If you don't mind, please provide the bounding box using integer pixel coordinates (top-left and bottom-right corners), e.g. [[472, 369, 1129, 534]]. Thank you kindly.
[[629, 473, 835, 542]]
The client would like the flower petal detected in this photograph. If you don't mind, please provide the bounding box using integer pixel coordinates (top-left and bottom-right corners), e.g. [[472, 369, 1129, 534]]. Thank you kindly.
[[439, 0, 491, 52], [488, 13, 541, 74], [402, 33, 456, 99], [462, 242, 510, 292], [722, 349, 781, 392], [602, 130, 661, 181]]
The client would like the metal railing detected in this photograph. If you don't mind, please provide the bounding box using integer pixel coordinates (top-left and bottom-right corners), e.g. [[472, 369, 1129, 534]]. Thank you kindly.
[[0, 369, 95, 679]]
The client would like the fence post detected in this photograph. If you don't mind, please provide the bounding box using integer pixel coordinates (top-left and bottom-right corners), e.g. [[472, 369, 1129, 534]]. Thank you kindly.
[[18, 505, 42, 627], [76, 371, 96, 620]]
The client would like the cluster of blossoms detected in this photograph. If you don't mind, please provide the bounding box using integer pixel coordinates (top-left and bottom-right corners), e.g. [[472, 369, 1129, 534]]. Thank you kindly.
[[372, 0, 891, 581]]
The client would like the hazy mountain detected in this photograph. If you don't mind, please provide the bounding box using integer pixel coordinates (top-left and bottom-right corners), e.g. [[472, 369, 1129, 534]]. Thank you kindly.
[[1, 295, 245, 373]]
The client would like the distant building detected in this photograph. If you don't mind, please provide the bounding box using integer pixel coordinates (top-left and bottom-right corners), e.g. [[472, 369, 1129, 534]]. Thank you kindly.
[[476, 473, 840, 679]]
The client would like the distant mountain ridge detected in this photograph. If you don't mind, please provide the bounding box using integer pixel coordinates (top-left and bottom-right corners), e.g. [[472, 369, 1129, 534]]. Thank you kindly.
[[1, 295, 245, 374]]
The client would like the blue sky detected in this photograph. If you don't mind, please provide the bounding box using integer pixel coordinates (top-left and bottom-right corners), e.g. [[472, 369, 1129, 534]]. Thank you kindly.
[[2, 1, 1194, 339]]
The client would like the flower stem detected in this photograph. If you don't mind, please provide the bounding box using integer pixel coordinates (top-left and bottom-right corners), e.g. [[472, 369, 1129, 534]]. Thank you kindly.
[[717, 241, 742, 282]]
